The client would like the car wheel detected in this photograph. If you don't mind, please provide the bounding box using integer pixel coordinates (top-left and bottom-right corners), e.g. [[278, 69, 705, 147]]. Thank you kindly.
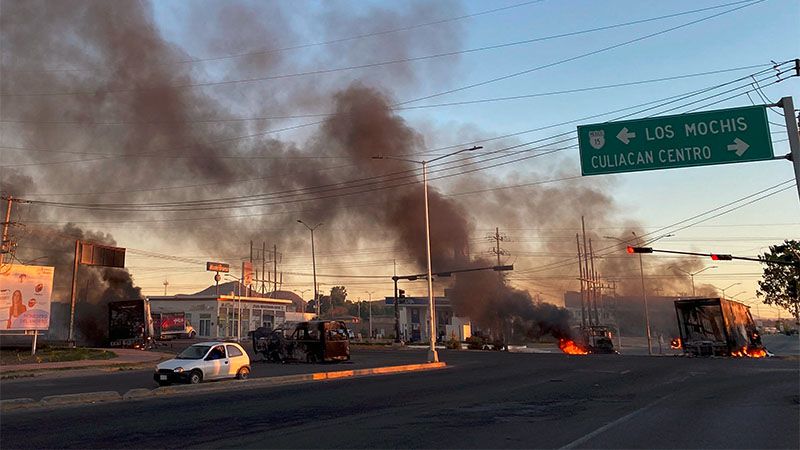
[[236, 367, 250, 380], [189, 370, 203, 384]]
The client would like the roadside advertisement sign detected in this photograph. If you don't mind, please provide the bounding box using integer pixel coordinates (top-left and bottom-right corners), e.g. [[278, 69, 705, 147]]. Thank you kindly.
[[0, 264, 55, 330], [206, 261, 230, 273], [159, 312, 186, 332], [243, 261, 254, 286]]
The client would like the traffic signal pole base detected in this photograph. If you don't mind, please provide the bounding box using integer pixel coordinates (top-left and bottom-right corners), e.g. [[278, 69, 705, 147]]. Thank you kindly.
[[427, 348, 439, 363]]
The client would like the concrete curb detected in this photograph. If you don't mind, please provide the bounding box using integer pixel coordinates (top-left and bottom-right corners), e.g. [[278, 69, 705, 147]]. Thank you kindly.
[[40, 391, 121, 407], [0, 398, 36, 411], [122, 388, 154, 400], [1, 362, 446, 412]]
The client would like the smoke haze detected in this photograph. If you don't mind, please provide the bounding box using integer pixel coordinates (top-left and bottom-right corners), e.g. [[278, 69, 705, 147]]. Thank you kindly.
[[1, 0, 710, 343]]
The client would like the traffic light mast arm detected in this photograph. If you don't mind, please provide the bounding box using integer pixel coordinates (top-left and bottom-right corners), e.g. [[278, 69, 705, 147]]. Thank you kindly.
[[631, 247, 798, 267], [394, 264, 514, 281]]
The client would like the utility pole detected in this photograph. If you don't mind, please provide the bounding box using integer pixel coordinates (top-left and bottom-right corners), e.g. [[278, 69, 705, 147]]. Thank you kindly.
[[589, 238, 600, 325], [262, 242, 266, 295], [1, 195, 15, 265], [163, 280, 169, 296], [576, 234, 587, 328], [488, 227, 509, 267], [581, 217, 592, 326], [249, 241, 253, 297], [273, 244, 278, 294], [68, 240, 81, 344]]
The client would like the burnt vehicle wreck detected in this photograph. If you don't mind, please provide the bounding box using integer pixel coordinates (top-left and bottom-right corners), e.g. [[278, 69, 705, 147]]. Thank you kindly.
[[251, 320, 351, 363], [674, 298, 767, 357]]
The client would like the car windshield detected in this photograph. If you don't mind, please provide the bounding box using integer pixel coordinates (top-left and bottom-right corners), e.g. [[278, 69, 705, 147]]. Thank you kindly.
[[176, 345, 211, 359]]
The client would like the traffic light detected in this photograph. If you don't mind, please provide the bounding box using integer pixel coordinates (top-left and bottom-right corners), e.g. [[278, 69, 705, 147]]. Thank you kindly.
[[399, 289, 406, 298], [626, 246, 653, 254], [710, 254, 733, 261]]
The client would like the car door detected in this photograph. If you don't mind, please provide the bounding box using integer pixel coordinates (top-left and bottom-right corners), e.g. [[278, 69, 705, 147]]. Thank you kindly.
[[225, 344, 245, 376], [202, 344, 228, 380]]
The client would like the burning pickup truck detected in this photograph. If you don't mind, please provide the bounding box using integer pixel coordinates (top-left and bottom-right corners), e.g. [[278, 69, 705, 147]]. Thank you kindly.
[[674, 298, 767, 357]]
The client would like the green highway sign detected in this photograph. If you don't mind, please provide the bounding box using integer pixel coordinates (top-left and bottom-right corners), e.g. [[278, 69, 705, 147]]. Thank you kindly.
[[577, 105, 774, 176]]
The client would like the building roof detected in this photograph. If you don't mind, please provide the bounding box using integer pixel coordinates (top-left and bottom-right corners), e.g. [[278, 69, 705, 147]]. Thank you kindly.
[[148, 283, 303, 307]]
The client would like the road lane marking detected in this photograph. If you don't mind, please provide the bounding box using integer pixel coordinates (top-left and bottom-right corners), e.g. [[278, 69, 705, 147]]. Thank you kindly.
[[558, 394, 673, 449]]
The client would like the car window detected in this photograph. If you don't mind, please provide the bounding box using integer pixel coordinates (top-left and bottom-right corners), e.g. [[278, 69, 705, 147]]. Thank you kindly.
[[177, 345, 210, 359], [226, 345, 243, 357], [207, 345, 226, 360]]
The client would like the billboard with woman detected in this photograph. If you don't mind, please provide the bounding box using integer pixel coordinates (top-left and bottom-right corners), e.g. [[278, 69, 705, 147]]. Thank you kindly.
[[0, 264, 55, 330]]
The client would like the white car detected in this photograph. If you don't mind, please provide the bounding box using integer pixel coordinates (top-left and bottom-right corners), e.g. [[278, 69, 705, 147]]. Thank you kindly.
[[154, 342, 250, 385]]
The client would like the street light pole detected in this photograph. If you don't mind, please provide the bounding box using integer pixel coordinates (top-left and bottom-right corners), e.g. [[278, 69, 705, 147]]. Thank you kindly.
[[718, 282, 741, 299], [297, 220, 323, 317], [373, 145, 481, 363], [421, 160, 438, 361], [670, 265, 717, 296], [365, 290, 374, 340], [606, 232, 672, 356]]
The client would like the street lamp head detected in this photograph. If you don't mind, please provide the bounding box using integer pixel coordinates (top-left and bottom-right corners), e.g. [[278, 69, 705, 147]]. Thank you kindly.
[[371, 156, 384, 160]]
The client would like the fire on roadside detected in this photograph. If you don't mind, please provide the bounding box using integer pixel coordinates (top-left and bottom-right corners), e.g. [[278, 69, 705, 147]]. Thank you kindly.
[[730, 346, 768, 358], [670, 337, 682, 349], [559, 339, 590, 355]]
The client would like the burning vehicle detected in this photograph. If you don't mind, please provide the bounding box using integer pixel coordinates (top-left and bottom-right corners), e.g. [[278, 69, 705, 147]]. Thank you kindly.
[[108, 299, 155, 350], [558, 326, 617, 355], [674, 298, 767, 357], [252, 320, 350, 363]]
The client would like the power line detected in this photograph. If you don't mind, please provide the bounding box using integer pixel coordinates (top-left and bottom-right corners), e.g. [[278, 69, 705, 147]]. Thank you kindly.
[[514, 180, 796, 276], [15, 69, 792, 227], [0, 1, 756, 98], [18, 66, 787, 211], [0, 63, 770, 126], [395, 0, 765, 107], [10, 1, 546, 74]]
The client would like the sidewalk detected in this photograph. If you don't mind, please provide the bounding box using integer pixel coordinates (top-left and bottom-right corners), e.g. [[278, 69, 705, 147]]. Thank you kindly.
[[0, 349, 167, 374]]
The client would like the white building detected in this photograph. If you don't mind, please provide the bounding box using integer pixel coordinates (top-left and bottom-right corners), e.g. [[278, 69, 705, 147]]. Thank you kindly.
[[148, 282, 303, 339], [385, 295, 471, 342]]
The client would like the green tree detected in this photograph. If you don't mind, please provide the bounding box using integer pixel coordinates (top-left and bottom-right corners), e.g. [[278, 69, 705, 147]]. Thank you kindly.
[[330, 286, 347, 306], [756, 240, 800, 323]]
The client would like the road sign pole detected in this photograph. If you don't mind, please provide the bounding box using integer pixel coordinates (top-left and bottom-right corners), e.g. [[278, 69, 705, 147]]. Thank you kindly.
[[778, 97, 800, 202]]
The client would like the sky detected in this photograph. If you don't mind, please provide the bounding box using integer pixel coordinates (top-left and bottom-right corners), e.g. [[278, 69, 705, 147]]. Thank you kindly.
[[3, 0, 799, 320]]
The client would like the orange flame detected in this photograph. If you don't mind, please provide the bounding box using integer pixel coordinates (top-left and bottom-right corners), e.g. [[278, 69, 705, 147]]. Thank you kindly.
[[670, 338, 682, 349], [730, 346, 767, 358], [559, 339, 590, 355]]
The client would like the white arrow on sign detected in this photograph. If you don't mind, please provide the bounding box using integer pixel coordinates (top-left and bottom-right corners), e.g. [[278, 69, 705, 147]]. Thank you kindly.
[[726, 137, 750, 156], [616, 127, 636, 145]]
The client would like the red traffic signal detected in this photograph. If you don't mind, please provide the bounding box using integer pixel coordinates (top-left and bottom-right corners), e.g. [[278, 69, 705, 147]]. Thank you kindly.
[[710, 254, 733, 261], [626, 246, 653, 254]]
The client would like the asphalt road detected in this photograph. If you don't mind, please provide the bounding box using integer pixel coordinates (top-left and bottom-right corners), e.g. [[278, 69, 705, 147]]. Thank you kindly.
[[2, 350, 797, 449], [0, 347, 427, 401]]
